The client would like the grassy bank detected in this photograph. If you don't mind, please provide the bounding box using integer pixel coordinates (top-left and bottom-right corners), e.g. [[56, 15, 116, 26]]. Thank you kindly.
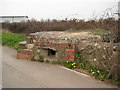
[[0, 32, 25, 49], [43, 53, 120, 86]]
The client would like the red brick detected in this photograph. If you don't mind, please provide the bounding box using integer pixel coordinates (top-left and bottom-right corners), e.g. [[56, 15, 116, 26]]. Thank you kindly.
[[40, 43, 45, 45], [66, 49, 75, 52], [70, 45, 76, 49], [52, 43, 55, 46], [60, 44, 67, 48], [68, 58, 74, 61], [17, 53, 33, 59], [27, 51, 32, 55], [57, 44, 59, 47], [18, 49, 23, 51], [45, 43, 49, 46], [45, 43, 48, 46], [34, 42, 39, 45], [68, 56, 74, 59], [65, 54, 74, 57], [47, 43, 53, 46], [17, 49, 33, 59], [69, 55, 75, 58], [65, 52, 74, 55], [34, 42, 45, 46], [56, 44, 65, 48]]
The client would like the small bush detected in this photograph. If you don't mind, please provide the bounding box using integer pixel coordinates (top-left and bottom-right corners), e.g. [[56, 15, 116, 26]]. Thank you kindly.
[[2, 18, 117, 36]]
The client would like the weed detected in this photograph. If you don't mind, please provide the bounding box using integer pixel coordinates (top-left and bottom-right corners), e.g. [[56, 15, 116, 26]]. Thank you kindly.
[[51, 60, 59, 64], [34, 55, 44, 62], [45, 60, 49, 63]]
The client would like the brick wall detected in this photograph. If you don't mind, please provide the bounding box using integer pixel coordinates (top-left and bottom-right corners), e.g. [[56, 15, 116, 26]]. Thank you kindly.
[[17, 42, 76, 61], [17, 49, 33, 60], [65, 45, 76, 61], [34, 42, 76, 61]]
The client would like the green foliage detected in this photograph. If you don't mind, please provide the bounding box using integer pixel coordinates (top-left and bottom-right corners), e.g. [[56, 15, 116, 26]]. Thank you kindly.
[[34, 56, 44, 62], [51, 60, 63, 64], [51, 61, 58, 64], [60, 52, 119, 85], [44, 60, 63, 65], [66, 29, 111, 36], [102, 33, 111, 43], [45, 60, 49, 63], [63, 61, 77, 69], [39, 56, 44, 60], [0, 33, 2, 44], [1, 32, 25, 49], [74, 53, 119, 85], [41, 52, 119, 85]]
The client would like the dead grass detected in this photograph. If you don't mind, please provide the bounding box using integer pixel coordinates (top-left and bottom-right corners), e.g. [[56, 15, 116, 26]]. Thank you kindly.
[[66, 29, 111, 36], [0, 29, 12, 33]]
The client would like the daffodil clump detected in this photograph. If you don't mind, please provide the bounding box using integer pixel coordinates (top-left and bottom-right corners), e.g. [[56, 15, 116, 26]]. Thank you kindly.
[[64, 61, 77, 69], [74, 53, 110, 80], [63, 53, 119, 85]]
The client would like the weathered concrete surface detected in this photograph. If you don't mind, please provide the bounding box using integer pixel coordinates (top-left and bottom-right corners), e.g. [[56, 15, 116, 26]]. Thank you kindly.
[[27, 31, 102, 44], [2, 46, 117, 88], [77, 42, 119, 75], [25, 31, 119, 79]]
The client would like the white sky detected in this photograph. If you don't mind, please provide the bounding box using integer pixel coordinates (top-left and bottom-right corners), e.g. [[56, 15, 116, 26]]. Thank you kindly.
[[0, 0, 119, 20]]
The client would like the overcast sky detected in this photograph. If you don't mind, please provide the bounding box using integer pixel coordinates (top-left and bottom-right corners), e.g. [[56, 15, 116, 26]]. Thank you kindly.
[[0, 0, 119, 20]]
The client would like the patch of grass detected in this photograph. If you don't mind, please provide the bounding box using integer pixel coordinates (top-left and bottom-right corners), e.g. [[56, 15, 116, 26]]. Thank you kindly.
[[45, 60, 49, 63], [66, 28, 111, 36], [0, 33, 2, 44], [34, 55, 44, 62], [44, 60, 64, 65], [66, 29, 111, 43], [0, 32, 25, 49]]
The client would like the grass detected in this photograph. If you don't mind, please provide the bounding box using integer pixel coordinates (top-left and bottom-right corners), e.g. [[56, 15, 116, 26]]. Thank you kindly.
[[66, 28, 111, 36], [0, 32, 25, 49], [66, 29, 111, 43], [0, 33, 2, 44]]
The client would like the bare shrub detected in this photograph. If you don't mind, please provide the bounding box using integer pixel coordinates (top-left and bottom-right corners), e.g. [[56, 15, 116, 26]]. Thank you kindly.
[[2, 18, 117, 34]]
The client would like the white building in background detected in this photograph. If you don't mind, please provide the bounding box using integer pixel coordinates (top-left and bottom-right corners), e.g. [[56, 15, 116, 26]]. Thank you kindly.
[[0, 16, 28, 23], [118, 1, 120, 18]]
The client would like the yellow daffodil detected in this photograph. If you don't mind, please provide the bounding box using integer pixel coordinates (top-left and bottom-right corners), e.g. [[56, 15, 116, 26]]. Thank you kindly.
[[92, 72, 95, 74], [97, 71, 100, 73], [73, 66, 76, 68]]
